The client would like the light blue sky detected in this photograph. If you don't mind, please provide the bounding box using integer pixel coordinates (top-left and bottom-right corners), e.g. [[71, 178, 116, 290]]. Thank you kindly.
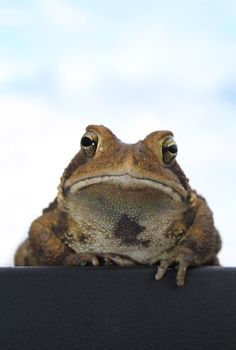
[[0, 1, 235, 266]]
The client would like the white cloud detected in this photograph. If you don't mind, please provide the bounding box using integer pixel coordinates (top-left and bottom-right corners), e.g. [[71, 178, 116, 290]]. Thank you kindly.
[[37, 0, 93, 32], [0, 7, 30, 27], [55, 58, 102, 96], [0, 60, 41, 83], [52, 32, 236, 100], [112, 33, 168, 82], [0, 62, 20, 82], [112, 28, 236, 93]]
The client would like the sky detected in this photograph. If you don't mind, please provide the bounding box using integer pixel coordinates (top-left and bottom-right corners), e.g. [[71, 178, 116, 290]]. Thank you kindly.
[[0, 0, 236, 266]]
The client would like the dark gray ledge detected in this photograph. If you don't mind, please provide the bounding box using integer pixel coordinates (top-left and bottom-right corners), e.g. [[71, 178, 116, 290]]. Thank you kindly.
[[0, 266, 236, 350]]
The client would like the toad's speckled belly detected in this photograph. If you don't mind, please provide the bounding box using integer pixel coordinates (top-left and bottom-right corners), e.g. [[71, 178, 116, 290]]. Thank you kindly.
[[64, 183, 188, 264]]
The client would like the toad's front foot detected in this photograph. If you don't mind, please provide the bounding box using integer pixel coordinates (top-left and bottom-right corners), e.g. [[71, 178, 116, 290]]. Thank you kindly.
[[155, 246, 194, 287]]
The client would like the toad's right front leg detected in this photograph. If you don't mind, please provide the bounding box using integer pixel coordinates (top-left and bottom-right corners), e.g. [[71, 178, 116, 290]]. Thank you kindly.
[[14, 210, 99, 266]]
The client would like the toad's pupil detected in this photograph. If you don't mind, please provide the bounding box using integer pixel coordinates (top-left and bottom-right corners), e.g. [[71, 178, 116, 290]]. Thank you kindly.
[[81, 137, 94, 147], [168, 144, 177, 154]]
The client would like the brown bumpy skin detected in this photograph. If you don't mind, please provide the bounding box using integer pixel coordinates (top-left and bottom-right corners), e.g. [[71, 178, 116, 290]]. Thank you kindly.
[[15, 125, 221, 286]]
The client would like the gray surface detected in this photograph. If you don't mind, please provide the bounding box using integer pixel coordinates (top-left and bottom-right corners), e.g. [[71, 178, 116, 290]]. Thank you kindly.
[[0, 266, 235, 350]]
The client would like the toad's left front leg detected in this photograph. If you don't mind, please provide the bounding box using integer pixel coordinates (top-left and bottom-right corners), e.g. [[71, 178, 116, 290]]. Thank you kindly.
[[156, 196, 221, 287]]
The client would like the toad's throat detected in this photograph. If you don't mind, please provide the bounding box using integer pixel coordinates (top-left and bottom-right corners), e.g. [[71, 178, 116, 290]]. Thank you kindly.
[[69, 174, 186, 202]]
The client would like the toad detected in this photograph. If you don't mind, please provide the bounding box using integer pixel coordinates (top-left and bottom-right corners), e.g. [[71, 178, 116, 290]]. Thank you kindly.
[[15, 125, 221, 286]]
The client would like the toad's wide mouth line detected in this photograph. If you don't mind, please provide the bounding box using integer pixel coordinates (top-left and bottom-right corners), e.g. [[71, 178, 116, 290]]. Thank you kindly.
[[68, 174, 187, 202]]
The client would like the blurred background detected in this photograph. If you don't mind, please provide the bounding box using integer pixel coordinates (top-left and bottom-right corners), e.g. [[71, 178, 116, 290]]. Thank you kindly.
[[0, 0, 235, 266]]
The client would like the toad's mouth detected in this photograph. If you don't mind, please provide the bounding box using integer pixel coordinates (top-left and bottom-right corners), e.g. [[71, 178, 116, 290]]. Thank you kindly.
[[68, 174, 187, 202]]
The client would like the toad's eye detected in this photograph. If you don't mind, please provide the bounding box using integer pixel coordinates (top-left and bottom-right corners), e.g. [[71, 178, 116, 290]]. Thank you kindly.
[[80, 131, 98, 156], [162, 137, 178, 165]]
